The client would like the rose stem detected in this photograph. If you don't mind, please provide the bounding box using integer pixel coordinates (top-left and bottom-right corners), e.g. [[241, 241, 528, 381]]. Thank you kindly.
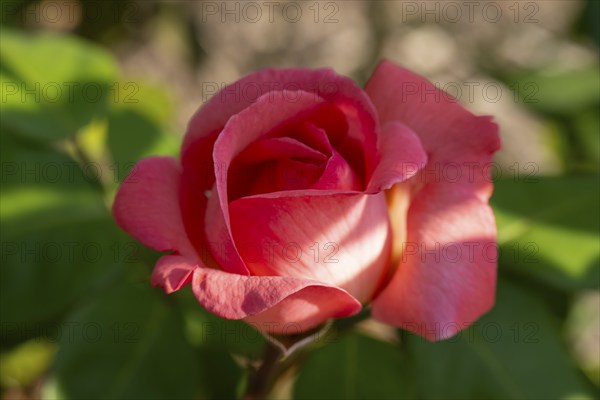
[[242, 341, 284, 400], [242, 308, 372, 399]]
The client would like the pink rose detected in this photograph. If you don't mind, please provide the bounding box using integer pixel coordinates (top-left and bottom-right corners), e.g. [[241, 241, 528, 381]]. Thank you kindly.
[[113, 60, 500, 341]]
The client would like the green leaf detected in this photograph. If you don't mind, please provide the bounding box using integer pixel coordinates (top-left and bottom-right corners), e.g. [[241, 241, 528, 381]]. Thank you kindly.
[[195, 346, 245, 400], [0, 28, 118, 141], [294, 333, 415, 399], [1, 132, 106, 237], [574, 110, 600, 171], [173, 289, 264, 398], [513, 68, 600, 116], [1, 133, 130, 338], [106, 82, 179, 184], [491, 177, 600, 290], [0, 339, 56, 388], [42, 279, 200, 399], [173, 288, 266, 357], [405, 278, 594, 400]]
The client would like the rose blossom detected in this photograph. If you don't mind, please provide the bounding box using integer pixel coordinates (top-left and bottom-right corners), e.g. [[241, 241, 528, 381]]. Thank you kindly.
[[113, 60, 500, 341]]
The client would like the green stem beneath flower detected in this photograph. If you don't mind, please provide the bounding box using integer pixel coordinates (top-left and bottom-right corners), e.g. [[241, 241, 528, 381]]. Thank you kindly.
[[242, 342, 284, 400], [242, 308, 372, 400]]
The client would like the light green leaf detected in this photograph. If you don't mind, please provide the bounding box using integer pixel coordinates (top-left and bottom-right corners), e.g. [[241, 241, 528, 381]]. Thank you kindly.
[[0, 340, 56, 388], [1, 132, 106, 237], [574, 110, 600, 170], [492, 177, 600, 290], [513, 68, 600, 115], [0, 28, 118, 141], [106, 82, 179, 184]]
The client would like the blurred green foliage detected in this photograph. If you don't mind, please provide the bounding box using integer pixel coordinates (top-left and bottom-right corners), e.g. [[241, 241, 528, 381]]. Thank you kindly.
[[1, 4, 599, 399], [493, 177, 599, 291], [1, 29, 118, 142], [508, 68, 600, 173]]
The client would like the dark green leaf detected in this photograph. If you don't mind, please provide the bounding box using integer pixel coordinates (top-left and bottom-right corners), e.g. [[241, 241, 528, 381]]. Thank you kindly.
[[174, 289, 257, 399], [294, 333, 415, 399], [174, 289, 266, 358], [405, 279, 594, 399], [42, 279, 200, 399], [0, 133, 157, 343]]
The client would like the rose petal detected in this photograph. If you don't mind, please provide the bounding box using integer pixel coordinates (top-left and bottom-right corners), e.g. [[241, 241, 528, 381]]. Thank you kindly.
[[367, 121, 428, 192], [228, 193, 392, 302], [293, 122, 333, 157], [366, 60, 500, 340], [152, 255, 198, 294], [180, 67, 385, 265], [371, 182, 497, 341], [300, 102, 374, 185], [311, 151, 362, 191], [183, 67, 379, 167], [204, 183, 249, 275], [228, 136, 327, 200], [238, 159, 323, 198], [365, 60, 500, 199], [287, 122, 362, 191], [192, 267, 361, 334], [206, 90, 325, 275], [112, 157, 197, 259], [179, 133, 219, 258], [236, 136, 327, 164], [245, 286, 361, 335]]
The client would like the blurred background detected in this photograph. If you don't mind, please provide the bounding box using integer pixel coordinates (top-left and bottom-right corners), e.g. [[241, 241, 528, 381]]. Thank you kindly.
[[1, 0, 598, 399]]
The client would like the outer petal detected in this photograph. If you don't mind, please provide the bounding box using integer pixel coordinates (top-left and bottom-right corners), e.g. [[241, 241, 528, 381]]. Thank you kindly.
[[365, 60, 501, 199], [182, 67, 379, 173], [152, 255, 198, 294], [112, 157, 197, 260], [366, 61, 500, 341], [245, 286, 360, 335], [191, 267, 361, 334], [228, 193, 391, 303], [367, 122, 427, 192], [179, 136, 218, 260], [371, 183, 497, 341]]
